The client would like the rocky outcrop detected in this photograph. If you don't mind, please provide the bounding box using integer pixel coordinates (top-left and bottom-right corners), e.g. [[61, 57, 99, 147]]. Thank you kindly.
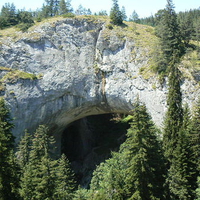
[[0, 17, 199, 143]]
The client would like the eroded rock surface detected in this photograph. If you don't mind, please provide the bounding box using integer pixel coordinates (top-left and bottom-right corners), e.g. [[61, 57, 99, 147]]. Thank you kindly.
[[0, 17, 199, 142]]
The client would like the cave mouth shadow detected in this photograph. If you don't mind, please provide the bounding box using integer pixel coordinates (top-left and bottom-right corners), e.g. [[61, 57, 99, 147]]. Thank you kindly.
[[61, 113, 129, 188]]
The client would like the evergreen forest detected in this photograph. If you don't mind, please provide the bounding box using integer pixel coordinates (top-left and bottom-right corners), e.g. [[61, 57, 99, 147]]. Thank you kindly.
[[0, 0, 200, 199]]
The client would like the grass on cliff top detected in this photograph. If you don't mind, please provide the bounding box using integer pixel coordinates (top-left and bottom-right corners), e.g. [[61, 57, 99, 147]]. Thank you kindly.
[[0, 67, 42, 91], [0, 67, 38, 83], [0, 15, 199, 83], [0, 15, 108, 42]]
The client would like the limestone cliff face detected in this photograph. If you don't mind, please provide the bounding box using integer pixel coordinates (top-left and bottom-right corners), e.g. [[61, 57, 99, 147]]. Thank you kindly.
[[0, 17, 199, 140]]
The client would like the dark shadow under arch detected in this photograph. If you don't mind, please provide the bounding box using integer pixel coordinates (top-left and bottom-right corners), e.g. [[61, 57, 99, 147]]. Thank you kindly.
[[61, 113, 129, 188]]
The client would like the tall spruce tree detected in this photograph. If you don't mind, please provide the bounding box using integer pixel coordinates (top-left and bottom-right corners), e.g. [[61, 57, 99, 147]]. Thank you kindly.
[[53, 154, 76, 199], [166, 106, 192, 199], [197, 177, 200, 200], [20, 125, 57, 200], [189, 98, 200, 199], [190, 98, 200, 171], [122, 100, 165, 200], [163, 56, 183, 162], [160, 2, 193, 196], [155, 0, 183, 73], [110, 0, 123, 25], [90, 151, 126, 199], [90, 100, 165, 199], [59, 0, 68, 15], [162, 57, 185, 199], [0, 3, 18, 28], [0, 98, 19, 200], [16, 131, 32, 170]]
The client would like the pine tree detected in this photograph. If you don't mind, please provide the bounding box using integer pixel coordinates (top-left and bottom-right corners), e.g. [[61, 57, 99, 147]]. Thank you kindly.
[[189, 98, 200, 198], [20, 125, 56, 200], [122, 100, 165, 199], [0, 3, 18, 28], [121, 6, 127, 21], [155, 0, 184, 73], [163, 58, 183, 162], [129, 10, 139, 22], [53, 154, 76, 199], [0, 98, 19, 200], [16, 131, 32, 169], [166, 125, 192, 199], [42, 0, 59, 17], [90, 152, 126, 199], [178, 12, 194, 46], [197, 177, 200, 200], [190, 98, 200, 171], [110, 0, 123, 25], [162, 56, 185, 199], [59, 0, 68, 15]]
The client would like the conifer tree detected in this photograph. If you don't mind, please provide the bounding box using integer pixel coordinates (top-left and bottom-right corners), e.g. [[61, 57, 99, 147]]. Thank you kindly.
[[20, 125, 56, 200], [59, 0, 69, 15], [122, 100, 165, 200], [0, 3, 18, 28], [90, 152, 126, 199], [190, 98, 200, 171], [121, 6, 127, 21], [163, 58, 183, 162], [197, 177, 200, 200], [0, 98, 19, 200], [189, 98, 200, 198], [16, 131, 32, 169], [166, 125, 191, 199], [155, 0, 183, 73], [110, 0, 123, 25], [129, 10, 139, 22], [90, 100, 165, 199], [53, 154, 76, 199]]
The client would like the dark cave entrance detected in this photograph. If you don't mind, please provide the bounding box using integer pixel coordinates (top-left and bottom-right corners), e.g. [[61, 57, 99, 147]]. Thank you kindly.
[[61, 113, 129, 188]]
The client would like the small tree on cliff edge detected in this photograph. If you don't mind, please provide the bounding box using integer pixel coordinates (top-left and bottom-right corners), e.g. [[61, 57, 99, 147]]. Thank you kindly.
[[110, 0, 123, 25]]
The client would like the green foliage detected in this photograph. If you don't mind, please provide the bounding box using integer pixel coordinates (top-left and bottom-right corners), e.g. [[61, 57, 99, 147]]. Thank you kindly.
[[166, 129, 192, 199], [19, 125, 57, 199], [17, 11, 34, 32], [190, 98, 200, 170], [62, 12, 75, 18], [155, 0, 184, 74], [121, 6, 127, 21], [110, 0, 123, 25], [0, 3, 18, 29], [164, 103, 199, 199], [163, 50, 183, 163], [0, 98, 19, 199], [90, 152, 126, 199], [89, 100, 165, 199], [18, 125, 76, 200], [54, 154, 76, 199], [73, 187, 90, 200], [122, 100, 165, 199], [129, 10, 139, 23], [16, 131, 32, 169], [59, 0, 69, 15], [1, 69, 37, 83], [197, 177, 200, 200]]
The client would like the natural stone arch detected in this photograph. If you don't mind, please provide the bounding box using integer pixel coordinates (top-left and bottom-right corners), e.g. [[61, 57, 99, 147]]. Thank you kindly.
[[58, 112, 130, 187], [47, 98, 133, 155]]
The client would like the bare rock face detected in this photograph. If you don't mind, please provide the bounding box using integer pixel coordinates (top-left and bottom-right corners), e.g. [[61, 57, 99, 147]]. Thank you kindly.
[[0, 17, 199, 142]]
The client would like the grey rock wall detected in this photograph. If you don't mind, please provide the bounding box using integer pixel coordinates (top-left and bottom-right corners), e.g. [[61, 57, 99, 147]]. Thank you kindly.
[[0, 18, 199, 142]]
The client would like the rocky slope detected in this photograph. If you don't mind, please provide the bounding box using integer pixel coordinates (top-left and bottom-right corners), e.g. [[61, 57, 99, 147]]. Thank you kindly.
[[0, 16, 199, 144]]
